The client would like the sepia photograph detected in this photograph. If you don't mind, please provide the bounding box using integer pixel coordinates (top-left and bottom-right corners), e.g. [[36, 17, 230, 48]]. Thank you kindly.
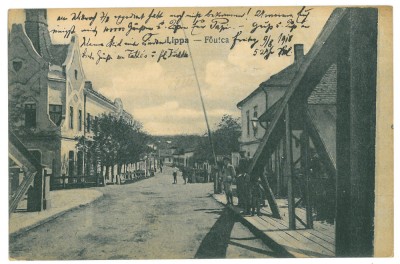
[[6, 2, 393, 261]]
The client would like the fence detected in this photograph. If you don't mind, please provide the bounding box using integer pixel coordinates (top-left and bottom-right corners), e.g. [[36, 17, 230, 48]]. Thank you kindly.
[[51, 169, 151, 189]]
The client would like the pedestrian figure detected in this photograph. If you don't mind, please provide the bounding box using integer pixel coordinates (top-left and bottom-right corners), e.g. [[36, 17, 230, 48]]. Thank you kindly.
[[250, 179, 265, 216], [172, 164, 179, 184], [223, 157, 236, 206], [182, 167, 187, 184]]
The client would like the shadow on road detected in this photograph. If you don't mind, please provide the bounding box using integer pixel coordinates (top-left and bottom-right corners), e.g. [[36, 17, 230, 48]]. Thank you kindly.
[[194, 208, 237, 258], [194, 206, 290, 259]]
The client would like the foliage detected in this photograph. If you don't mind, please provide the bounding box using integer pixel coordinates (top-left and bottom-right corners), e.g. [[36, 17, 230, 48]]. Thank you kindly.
[[213, 114, 241, 155], [193, 114, 241, 162], [77, 113, 148, 169]]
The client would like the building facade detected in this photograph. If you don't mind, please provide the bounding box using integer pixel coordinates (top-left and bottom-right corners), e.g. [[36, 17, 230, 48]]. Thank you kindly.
[[237, 44, 305, 158], [159, 147, 177, 166], [8, 9, 133, 183]]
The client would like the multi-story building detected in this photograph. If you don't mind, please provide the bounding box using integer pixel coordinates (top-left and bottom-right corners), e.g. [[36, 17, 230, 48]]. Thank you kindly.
[[8, 9, 133, 182], [236, 44, 305, 158]]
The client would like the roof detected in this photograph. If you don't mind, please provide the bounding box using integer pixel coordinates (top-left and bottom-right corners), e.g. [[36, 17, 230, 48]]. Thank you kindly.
[[184, 148, 195, 153], [236, 85, 264, 108], [50, 44, 69, 66], [260, 63, 299, 87], [307, 64, 337, 105], [237, 58, 300, 109], [86, 87, 116, 107], [159, 148, 178, 157]]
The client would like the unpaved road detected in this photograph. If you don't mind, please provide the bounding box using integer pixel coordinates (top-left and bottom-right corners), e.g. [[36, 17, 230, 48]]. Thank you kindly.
[[10, 167, 277, 260]]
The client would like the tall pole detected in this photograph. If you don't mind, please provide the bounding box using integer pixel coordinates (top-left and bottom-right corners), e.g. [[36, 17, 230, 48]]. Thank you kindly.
[[181, 22, 218, 167]]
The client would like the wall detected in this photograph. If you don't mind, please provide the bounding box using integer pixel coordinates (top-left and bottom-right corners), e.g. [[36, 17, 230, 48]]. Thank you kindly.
[[60, 36, 86, 141], [8, 24, 56, 133], [86, 94, 116, 118], [239, 90, 266, 158]]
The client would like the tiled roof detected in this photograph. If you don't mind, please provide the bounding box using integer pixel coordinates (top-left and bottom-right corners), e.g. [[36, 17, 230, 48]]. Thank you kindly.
[[307, 64, 337, 105]]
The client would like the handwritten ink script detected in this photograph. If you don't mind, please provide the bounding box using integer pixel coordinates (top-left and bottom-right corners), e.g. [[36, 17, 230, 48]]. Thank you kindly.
[[49, 7, 313, 64]]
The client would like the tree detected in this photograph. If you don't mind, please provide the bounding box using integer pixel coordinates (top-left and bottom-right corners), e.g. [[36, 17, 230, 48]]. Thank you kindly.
[[193, 114, 241, 162], [77, 113, 148, 183], [213, 114, 241, 155]]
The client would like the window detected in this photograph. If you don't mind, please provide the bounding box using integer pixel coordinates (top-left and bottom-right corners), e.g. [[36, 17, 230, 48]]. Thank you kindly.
[[69, 106, 74, 129], [86, 113, 91, 132], [253, 105, 258, 137], [253, 105, 258, 118], [78, 110, 82, 131], [25, 104, 36, 128], [49, 104, 62, 126], [246, 110, 250, 137], [74, 69, 78, 80], [13, 61, 22, 72], [68, 151, 75, 176]]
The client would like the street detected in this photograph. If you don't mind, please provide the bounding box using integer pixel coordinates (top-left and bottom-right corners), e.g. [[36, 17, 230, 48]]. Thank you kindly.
[[10, 167, 277, 260]]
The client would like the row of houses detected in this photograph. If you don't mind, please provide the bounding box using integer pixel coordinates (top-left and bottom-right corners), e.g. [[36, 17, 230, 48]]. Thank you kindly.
[[9, 9, 134, 185], [159, 146, 211, 172]]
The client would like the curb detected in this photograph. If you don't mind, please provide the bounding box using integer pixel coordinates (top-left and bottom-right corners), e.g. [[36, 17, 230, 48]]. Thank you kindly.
[[212, 194, 294, 258], [9, 192, 104, 239]]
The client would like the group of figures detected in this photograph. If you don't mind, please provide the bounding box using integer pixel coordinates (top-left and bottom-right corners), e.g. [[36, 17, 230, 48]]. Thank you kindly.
[[220, 157, 266, 216], [171, 164, 208, 184]]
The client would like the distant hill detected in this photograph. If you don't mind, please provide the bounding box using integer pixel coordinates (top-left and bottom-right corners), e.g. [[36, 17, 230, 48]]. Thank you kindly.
[[151, 134, 205, 151]]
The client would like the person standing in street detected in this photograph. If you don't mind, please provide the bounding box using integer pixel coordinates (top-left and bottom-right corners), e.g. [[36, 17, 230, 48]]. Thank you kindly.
[[250, 179, 265, 216], [182, 167, 187, 184], [172, 164, 179, 184], [222, 157, 236, 206]]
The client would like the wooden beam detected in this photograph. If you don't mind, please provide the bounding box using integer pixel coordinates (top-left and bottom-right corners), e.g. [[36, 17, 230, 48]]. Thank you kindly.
[[285, 104, 296, 230], [9, 171, 36, 215], [301, 126, 313, 229], [275, 144, 281, 197], [260, 160, 281, 219], [335, 8, 377, 257], [305, 112, 337, 178]]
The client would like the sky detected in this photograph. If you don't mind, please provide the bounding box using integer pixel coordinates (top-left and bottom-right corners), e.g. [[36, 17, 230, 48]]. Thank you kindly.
[[9, 6, 334, 135]]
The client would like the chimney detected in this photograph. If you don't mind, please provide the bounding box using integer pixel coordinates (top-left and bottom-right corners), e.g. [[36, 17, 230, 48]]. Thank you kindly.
[[84, 81, 93, 90], [294, 44, 304, 63], [25, 9, 53, 61]]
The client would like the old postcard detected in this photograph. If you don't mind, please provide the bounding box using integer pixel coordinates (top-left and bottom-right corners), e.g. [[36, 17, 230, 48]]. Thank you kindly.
[[8, 5, 393, 260]]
